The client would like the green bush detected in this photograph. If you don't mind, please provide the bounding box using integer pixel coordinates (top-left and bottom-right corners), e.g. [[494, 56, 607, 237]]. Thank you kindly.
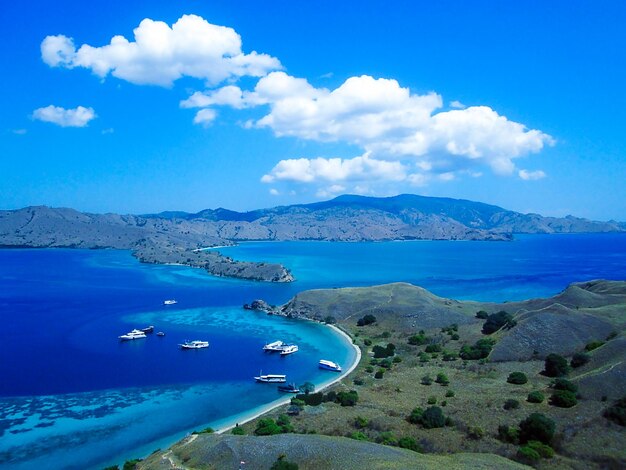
[[255, 418, 282, 436], [421, 406, 446, 429], [270, 454, 299, 470], [398, 436, 422, 452], [353, 377, 364, 386], [468, 426, 484, 439], [459, 338, 496, 360], [392, 355, 402, 364], [379, 358, 393, 369], [122, 461, 142, 470], [435, 372, 450, 386], [421, 375, 433, 385], [451, 333, 460, 340], [232, 425, 245, 435], [585, 340, 605, 351], [551, 378, 577, 393], [504, 399, 520, 410], [296, 392, 324, 406], [348, 431, 369, 441], [507, 372, 528, 384], [407, 407, 424, 424], [337, 390, 359, 406], [418, 352, 430, 363], [604, 396, 626, 426], [516, 445, 540, 464], [354, 416, 368, 428], [497, 424, 519, 444], [526, 440, 555, 458], [363, 338, 372, 346], [445, 390, 455, 398], [193, 427, 215, 434], [544, 353, 570, 377], [476, 310, 489, 319], [373, 343, 396, 358], [519, 413, 555, 444], [427, 396, 437, 405], [550, 390, 578, 408], [376, 431, 398, 446], [357, 314, 377, 326], [424, 344, 442, 353], [442, 351, 457, 361], [408, 333, 429, 345], [374, 369, 384, 379], [323, 315, 336, 324], [570, 352, 590, 368], [527, 391, 545, 403], [365, 365, 374, 373], [441, 400, 447, 406], [482, 311, 517, 334]]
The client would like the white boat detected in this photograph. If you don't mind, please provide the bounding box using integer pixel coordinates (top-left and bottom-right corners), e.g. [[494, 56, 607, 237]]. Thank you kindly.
[[319, 359, 342, 372], [163, 299, 178, 305], [263, 340, 285, 352], [280, 345, 299, 356], [119, 329, 147, 341], [179, 340, 209, 349], [255, 373, 287, 383]]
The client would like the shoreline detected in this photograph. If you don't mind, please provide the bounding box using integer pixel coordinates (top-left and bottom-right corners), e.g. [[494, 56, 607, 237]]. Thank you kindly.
[[214, 323, 362, 435]]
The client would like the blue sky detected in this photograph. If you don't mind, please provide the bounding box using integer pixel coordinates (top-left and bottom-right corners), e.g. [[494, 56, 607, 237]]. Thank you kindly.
[[1, 1, 624, 220]]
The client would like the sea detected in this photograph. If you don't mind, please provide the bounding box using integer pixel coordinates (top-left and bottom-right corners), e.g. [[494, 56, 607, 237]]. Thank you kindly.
[[1, 233, 625, 469]]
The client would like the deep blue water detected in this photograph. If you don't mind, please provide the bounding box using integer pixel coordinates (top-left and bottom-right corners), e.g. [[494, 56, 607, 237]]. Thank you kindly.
[[0, 233, 625, 469]]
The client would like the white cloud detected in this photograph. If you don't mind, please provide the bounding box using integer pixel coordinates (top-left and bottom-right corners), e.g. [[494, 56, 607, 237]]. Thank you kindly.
[[316, 184, 346, 198], [41, 15, 281, 87], [261, 153, 407, 183], [518, 169, 547, 180], [193, 108, 217, 127], [449, 100, 466, 109], [32, 105, 96, 127], [269, 188, 280, 196]]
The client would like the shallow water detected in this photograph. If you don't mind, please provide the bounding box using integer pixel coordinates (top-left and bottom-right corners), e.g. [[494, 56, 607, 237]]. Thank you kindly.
[[1, 233, 625, 469]]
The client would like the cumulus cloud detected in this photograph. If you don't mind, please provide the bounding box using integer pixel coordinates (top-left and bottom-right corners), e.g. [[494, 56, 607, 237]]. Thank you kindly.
[[269, 188, 280, 196], [449, 100, 466, 109], [41, 15, 281, 87], [32, 105, 96, 127], [193, 108, 217, 127], [518, 169, 547, 180]]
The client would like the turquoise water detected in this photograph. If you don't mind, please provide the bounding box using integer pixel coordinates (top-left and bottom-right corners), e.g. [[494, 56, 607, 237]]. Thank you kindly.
[[1, 233, 625, 469]]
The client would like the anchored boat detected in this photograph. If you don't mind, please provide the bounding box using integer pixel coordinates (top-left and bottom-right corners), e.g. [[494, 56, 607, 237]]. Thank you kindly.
[[179, 340, 209, 349], [263, 340, 285, 352], [319, 359, 342, 372], [254, 372, 287, 383], [277, 383, 300, 393], [280, 345, 299, 356], [163, 299, 177, 305], [119, 329, 147, 341]]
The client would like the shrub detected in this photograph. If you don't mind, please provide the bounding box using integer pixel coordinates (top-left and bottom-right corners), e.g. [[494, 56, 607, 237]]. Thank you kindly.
[[354, 416, 368, 428], [507, 372, 528, 384], [337, 390, 359, 406], [296, 392, 323, 406], [451, 333, 460, 340], [380, 331, 391, 338], [421, 375, 433, 385], [445, 390, 455, 398], [585, 340, 605, 351], [323, 315, 336, 324], [122, 460, 142, 470], [232, 425, 245, 435], [519, 413, 555, 444], [427, 396, 437, 404], [482, 310, 517, 334], [543, 354, 570, 377], [379, 358, 393, 369], [348, 431, 369, 441], [193, 427, 215, 434], [435, 372, 450, 386], [407, 407, 424, 424], [392, 356, 402, 364], [424, 344, 442, 353], [408, 333, 429, 345], [468, 426, 484, 439], [441, 400, 447, 406], [373, 343, 396, 358], [604, 396, 626, 426], [418, 352, 430, 363], [570, 352, 590, 368], [357, 314, 377, 326], [398, 436, 422, 452], [607, 331, 618, 340], [290, 398, 305, 409], [526, 440, 555, 458], [550, 390, 578, 408], [421, 406, 446, 429], [353, 377, 364, 386], [365, 365, 374, 373], [551, 378, 577, 393], [504, 399, 520, 410], [363, 338, 372, 346], [270, 454, 298, 470], [374, 369, 384, 379], [497, 424, 519, 444], [516, 446, 540, 464], [476, 310, 489, 319], [376, 431, 397, 446], [527, 391, 545, 403], [255, 418, 282, 436], [443, 351, 458, 361], [459, 338, 496, 360]]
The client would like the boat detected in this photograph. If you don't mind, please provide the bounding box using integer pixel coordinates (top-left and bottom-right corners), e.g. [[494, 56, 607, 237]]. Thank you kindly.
[[163, 299, 177, 305], [179, 340, 209, 349], [319, 359, 342, 372], [277, 383, 300, 393], [263, 340, 285, 352], [280, 344, 299, 356], [156, 332, 165, 337], [141, 326, 154, 334], [254, 372, 287, 383], [119, 329, 147, 341]]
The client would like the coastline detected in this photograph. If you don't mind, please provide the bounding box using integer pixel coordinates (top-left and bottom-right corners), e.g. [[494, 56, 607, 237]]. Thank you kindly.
[[214, 322, 362, 434]]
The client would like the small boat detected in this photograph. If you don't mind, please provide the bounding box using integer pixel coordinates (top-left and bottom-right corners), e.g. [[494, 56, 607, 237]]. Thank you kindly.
[[179, 340, 209, 349], [156, 332, 165, 337], [119, 329, 147, 341], [163, 299, 178, 305], [278, 383, 300, 393], [319, 359, 342, 372], [254, 372, 287, 383], [280, 345, 299, 356], [141, 326, 154, 334], [263, 340, 285, 352]]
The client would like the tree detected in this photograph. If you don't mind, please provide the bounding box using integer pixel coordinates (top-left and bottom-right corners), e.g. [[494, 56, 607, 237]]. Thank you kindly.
[[550, 390, 577, 408], [519, 413, 555, 444], [435, 372, 450, 386], [232, 425, 245, 435], [476, 310, 489, 319], [504, 399, 520, 410], [544, 354, 570, 377], [421, 406, 446, 429], [337, 390, 359, 406], [459, 338, 496, 360], [357, 314, 377, 326], [398, 436, 422, 452], [551, 378, 577, 393], [482, 310, 517, 334], [255, 418, 282, 436], [527, 391, 545, 403], [507, 372, 528, 384], [408, 333, 429, 345], [299, 382, 315, 395]]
